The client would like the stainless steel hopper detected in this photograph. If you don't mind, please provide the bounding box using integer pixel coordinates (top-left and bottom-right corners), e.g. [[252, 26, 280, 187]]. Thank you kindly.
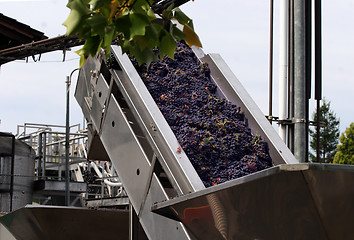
[[74, 45, 354, 240], [152, 163, 354, 240]]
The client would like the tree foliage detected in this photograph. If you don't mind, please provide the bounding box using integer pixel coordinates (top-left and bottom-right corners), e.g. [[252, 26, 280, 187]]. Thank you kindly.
[[63, 0, 202, 66], [309, 99, 340, 163], [333, 122, 354, 165]]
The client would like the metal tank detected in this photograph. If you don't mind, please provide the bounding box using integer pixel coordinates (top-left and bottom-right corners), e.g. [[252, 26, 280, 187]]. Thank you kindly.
[[0, 132, 35, 212]]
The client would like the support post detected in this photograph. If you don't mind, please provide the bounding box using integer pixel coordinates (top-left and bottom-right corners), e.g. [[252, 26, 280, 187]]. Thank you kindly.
[[293, 0, 307, 162], [65, 76, 71, 206], [315, 0, 322, 162], [268, 0, 274, 124], [9, 135, 15, 212], [42, 132, 47, 178], [279, 0, 289, 142], [37, 132, 43, 178]]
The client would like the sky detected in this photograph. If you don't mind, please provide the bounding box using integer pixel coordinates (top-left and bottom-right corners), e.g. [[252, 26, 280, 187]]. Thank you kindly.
[[0, 0, 353, 137]]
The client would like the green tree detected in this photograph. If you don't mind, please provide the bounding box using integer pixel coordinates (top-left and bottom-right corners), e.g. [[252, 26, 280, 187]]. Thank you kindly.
[[63, 0, 201, 66], [309, 99, 340, 163], [333, 122, 354, 165]]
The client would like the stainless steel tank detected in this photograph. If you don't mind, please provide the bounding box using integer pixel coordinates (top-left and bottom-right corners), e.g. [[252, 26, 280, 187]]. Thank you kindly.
[[0, 133, 35, 212]]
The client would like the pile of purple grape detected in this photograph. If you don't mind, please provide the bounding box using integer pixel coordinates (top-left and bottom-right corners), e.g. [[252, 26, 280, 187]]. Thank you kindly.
[[129, 41, 273, 187]]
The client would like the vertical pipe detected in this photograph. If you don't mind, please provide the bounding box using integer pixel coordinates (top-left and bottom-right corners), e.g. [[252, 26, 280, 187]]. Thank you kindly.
[[288, 0, 295, 152], [279, 0, 289, 142], [293, 0, 307, 163], [305, 0, 312, 162], [316, 99, 321, 162], [315, 0, 322, 162], [65, 68, 79, 205], [129, 203, 139, 240], [42, 132, 47, 178], [59, 142, 62, 180], [37, 133, 43, 178], [305, 0, 312, 101], [268, 0, 274, 124], [65, 76, 71, 206], [314, 0, 322, 100], [9, 135, 15, 212]]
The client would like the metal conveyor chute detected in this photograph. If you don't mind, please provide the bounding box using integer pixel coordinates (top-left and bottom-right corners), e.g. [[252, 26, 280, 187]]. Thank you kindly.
[[74, 45, 354, 240]]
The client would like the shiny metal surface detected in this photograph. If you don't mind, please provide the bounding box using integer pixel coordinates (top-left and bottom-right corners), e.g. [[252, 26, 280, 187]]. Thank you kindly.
[[0, 135, 35, 212], [139, 174, 193, 240], [111, 46, 205, 194], [76, 55, 195, 239], [152, 163, 354, 240], [74, 56, 101, 119], [74, 45, 316, 240], [0, 205, 129, 240], [100, 94, 151, 212], [90, 74, 109, 131], [99, 94, 192, 239]]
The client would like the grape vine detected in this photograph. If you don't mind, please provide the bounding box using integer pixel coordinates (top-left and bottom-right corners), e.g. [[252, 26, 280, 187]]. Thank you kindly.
[[63, 0, 201, 66]]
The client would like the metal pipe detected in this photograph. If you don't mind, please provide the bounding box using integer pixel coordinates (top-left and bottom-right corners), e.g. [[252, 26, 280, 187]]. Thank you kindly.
[[315, 0, 322, 100], [37, 132, 43, 178], [65, 68, 80, 206], [65, 75, 70, 206], [268, 0, 274, 124], [59, 142, 62, 180], [316, 99, 321, 162], [293, 0, 307, 162], [42, 132, 47, 178], [288, 0, 295, 152], [314, 0, 322, 162], [305, 0, 312, 163], [279, 0, 289, 142], [90, 162, 123, 187], [9, 135, 15, 212]]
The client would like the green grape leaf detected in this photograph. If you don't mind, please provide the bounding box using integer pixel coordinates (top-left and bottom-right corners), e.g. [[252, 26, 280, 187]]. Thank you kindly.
[[64, 0, 201, 67], [132, 45, 158, 66], [134, 35, 148, 51], [172, 24, 185, 41], [146, 8, 157, 21], [87, 13, 107, 37], [159, 29, 176, 59], [121, 38, 132, 53], [103, 25, 116, 53], [115, 14, 132, 38], [76, 35, 103, 67], [173, 7, 191, 25], [129, 13, 150, 39], [144, 24, 162, 48], [63, 0, 90, 36], [85, 35, 103, 56]]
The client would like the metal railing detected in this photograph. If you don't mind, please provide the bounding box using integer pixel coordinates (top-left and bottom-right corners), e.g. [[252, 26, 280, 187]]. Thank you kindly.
[[15, 123, 128, 207]]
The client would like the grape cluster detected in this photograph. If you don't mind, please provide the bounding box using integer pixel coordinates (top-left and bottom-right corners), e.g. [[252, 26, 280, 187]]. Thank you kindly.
[[126, 42, 273, 187]]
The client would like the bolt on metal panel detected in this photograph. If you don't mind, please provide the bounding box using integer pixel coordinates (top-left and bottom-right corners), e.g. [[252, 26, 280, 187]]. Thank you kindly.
[[100, 94, 152, 212], [90, 74, 109, 132]]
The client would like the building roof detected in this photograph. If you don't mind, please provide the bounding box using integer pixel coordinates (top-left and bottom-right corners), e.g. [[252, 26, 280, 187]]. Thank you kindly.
[[0, 13, 48, 50], [0, 34, 83, 65], [0, 13, 84, 65]]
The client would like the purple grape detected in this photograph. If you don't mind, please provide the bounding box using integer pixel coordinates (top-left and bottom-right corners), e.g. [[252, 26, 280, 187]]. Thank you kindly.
[[114, 41, 273, 187]]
